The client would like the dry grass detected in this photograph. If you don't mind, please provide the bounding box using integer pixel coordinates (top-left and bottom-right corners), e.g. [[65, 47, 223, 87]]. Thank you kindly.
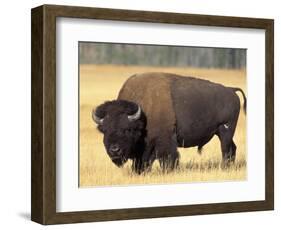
[[79, 65, 247, 187]]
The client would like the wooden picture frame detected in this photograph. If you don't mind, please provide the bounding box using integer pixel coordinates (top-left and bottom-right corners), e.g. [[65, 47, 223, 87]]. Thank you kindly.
[[31, 4, 274, 225]]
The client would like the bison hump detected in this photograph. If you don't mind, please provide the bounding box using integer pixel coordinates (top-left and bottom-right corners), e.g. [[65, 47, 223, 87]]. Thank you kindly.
[[118, 73, 176, 139]]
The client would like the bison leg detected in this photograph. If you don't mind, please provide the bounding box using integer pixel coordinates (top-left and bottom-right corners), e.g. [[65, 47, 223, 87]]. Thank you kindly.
[[216, 123, 237, 166], [157, 133, 179, 172], [230, 141, 237, 162], [159, 150, 179, 172], [141, 145, 156, 173], [132, 157, 144, 174], [221, 140, 237, 164]]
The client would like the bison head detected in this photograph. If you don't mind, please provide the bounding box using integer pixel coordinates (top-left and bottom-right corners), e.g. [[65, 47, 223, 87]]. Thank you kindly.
[[92, 100, 146, 167]]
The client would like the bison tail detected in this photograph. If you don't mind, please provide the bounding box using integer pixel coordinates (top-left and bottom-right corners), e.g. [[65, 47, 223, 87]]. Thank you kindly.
[[231, 87, 247, 114]]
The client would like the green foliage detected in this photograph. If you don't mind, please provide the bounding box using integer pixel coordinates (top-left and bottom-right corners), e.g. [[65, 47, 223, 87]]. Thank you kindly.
[[79, 42, 246, 69]]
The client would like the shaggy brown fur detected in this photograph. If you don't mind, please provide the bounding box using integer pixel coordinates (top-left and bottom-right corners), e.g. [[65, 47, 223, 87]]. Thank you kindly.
[[118, 73, 176, 143]]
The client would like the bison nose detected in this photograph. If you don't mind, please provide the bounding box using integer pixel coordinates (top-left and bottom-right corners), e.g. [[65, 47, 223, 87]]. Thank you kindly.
[[109, 144, 121, 154]]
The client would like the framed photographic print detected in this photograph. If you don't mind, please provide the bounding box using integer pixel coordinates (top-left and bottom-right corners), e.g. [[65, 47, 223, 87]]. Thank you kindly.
[[31, 4, 274, 225]]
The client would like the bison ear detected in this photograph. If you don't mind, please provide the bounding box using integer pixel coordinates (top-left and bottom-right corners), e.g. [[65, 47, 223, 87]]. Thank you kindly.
[[128, 105, 141, 122]]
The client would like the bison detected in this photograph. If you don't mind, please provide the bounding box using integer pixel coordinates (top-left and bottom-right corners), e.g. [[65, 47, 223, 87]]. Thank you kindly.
[[92, 72, 246, 174]]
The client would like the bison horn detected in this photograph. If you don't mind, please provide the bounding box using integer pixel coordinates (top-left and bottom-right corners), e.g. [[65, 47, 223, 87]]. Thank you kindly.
[[128, 105, 141, 121], [92, 109, 104, 125]]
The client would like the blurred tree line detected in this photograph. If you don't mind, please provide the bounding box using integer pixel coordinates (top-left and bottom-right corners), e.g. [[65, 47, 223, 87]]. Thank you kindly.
[[79, 42, 246, 69]]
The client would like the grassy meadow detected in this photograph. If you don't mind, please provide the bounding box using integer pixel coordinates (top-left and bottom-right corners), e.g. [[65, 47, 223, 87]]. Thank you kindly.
[[79, 65, 247, 187]]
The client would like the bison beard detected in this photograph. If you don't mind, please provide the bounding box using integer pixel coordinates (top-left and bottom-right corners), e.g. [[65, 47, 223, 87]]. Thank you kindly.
[[93, 100, 146, 173], [92, 72, 247, 174]]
